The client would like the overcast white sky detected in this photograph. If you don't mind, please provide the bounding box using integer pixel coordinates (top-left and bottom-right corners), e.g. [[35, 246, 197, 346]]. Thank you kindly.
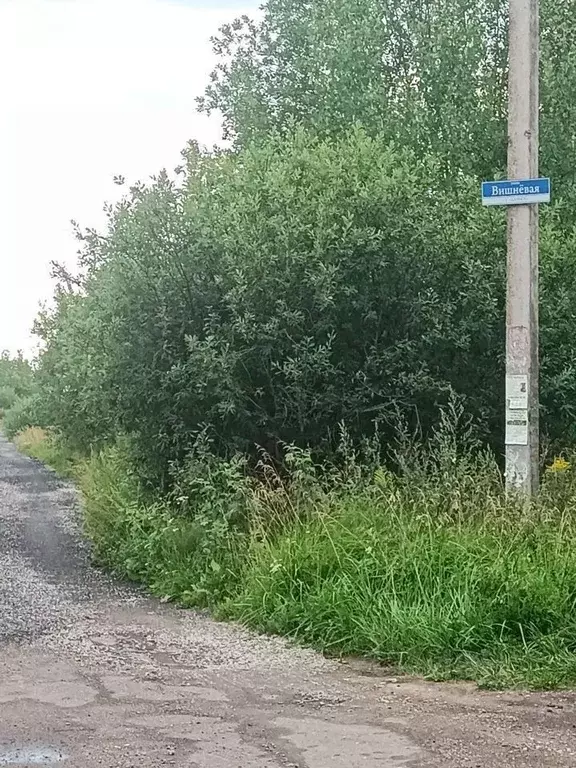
[[0, 0, 260, 355]]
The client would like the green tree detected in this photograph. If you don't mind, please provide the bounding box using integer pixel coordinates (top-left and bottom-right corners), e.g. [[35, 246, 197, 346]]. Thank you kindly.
[[32, 0, 576, 483], [199, 0, 576, 197], [0, 351, 35, 411]]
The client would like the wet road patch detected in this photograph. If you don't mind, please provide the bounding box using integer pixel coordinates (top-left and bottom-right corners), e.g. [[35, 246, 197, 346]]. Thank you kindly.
[[0, 746, 67, 765]]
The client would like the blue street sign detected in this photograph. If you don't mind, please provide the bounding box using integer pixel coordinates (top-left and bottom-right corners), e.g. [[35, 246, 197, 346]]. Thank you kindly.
[[481, 177, 551, 206]]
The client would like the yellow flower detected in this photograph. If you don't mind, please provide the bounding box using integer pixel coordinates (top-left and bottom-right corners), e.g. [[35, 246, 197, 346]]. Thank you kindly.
[[547, 456, 571, 473]]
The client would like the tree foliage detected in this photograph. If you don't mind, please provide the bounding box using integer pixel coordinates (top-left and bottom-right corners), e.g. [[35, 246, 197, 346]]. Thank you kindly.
[[0, 352, 35, 412], [31, 0, 576, 486], [200, 0, 576, 198], [33, 129, 576, 484]]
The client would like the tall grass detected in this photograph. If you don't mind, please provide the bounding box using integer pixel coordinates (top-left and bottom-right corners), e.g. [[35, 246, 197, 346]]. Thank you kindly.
[[10, 420, 576, 689], [13, 427, 81, 478], [80, 443, 247, 606], [233, 479, 576, 688]]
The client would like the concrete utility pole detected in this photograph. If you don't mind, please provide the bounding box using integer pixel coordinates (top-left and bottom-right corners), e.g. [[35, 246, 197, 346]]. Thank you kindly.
[[505, 0, 540, 494]]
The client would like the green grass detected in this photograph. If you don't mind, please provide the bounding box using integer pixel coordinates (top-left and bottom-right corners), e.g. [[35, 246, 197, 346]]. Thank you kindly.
[[10, 427, 576, 690], [13, 427, 82, 478], [230, 489, 576, 688], [79, 444, 246, 606]]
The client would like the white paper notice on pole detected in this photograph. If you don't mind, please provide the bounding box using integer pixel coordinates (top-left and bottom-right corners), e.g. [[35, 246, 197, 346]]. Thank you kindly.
[[506, 375, 529, 445], [506, 375, 528, 410], [507, 415, 529, 445]]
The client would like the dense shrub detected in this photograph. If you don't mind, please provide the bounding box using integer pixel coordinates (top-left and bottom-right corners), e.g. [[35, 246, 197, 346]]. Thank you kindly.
[[0, 352, 35, 419], [2, 394, 43, 440], [81, 441, 250, 605], [33, 130, 576, 485], [28, 0, 576, 483], [0, 385, 17, 412], [33, 132, 505, 480]]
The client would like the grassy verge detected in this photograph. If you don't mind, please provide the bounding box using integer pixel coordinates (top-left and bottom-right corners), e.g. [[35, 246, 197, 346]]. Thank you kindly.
[[11, 426, 576, 689], [13, 427, 83, 478], [78, 444, 245, 606], [231, 489, 576, 689]]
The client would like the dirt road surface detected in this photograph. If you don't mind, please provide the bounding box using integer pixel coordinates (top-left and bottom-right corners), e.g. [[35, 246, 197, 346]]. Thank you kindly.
[[1, 434, 575, 767]]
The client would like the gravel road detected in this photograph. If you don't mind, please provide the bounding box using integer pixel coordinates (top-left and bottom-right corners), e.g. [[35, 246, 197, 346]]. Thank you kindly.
[[1, 432, 575, 768]]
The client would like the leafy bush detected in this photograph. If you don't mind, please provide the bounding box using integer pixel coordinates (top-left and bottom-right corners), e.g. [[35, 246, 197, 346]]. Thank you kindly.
[[0, 352, 35, 419], [0, 351, 34, 394], [33, 130, 514, 482], [2, 394, 43, 440], [33, 129, 576, 484], [0, 385, 17, 412]]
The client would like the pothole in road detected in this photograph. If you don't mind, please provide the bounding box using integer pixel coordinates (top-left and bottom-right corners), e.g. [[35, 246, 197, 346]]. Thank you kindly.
[[0, 747, 67, 765]]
